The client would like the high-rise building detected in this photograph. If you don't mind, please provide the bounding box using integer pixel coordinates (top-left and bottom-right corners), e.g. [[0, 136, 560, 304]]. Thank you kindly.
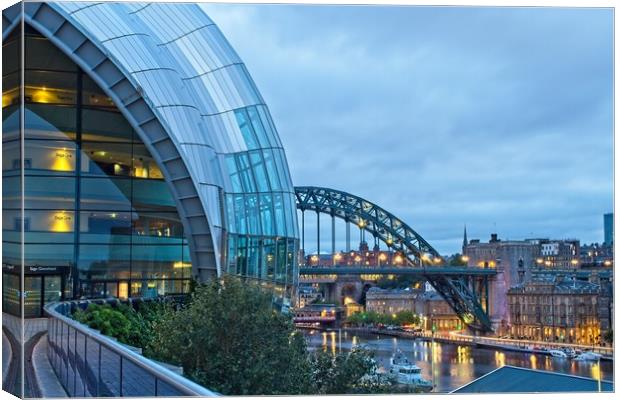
[[604, 212, 613, 246]]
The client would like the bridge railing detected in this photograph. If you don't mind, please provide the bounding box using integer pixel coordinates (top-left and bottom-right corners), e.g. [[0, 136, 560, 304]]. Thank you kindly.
[[45, 300, 218, 397]]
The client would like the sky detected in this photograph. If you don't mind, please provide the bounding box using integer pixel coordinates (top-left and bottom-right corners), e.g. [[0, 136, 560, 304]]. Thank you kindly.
[[202, 4, 613, 255]]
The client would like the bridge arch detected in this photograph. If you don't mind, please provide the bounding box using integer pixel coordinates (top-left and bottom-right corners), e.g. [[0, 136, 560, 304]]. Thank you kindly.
[[294, 186, 441, 266], [295, 186, 494, 332]]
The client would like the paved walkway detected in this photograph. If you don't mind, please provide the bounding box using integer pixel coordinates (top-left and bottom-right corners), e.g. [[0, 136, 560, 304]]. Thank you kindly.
[[2, 331, 11, 383], [32, 334, 66, 397], [2, 313, 49, 344]]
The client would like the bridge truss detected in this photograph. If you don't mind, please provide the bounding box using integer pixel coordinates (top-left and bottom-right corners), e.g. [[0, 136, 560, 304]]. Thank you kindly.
[[294, 186, 495, 332]]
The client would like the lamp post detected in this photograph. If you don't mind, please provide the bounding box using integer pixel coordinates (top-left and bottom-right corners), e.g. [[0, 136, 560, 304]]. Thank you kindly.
[[430, 308, 436, 391]]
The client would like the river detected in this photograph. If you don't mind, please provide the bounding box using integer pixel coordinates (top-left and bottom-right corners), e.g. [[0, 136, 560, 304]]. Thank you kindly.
[[302, 329, 614, 393]]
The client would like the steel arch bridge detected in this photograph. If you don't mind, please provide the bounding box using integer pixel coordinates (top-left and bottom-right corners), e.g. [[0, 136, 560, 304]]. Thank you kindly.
[[294, 186, 495, 332]]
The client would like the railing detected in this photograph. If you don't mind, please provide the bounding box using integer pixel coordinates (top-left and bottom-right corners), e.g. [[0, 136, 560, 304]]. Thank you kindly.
[[45, 300, 218, 397]]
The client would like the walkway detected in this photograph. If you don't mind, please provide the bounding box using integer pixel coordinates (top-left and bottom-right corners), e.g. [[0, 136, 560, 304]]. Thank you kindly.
[[2, 313, 66, 397], [2, 331, 11, 383], [32, 334, 66, 397]]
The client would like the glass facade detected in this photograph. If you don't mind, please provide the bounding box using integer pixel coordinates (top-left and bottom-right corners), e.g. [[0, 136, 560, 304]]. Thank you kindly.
[[223, 108, 299, 300], [3, 2, 300, 316], [3, 26, 192, 316]]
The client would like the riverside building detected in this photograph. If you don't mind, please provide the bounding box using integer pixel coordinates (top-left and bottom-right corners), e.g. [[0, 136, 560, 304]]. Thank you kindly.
[[2, 2, 299, 317]]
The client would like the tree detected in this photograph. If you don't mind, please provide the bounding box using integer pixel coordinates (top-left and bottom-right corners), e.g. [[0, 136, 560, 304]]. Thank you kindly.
[[449, 253, 467, 266], [147, 277, 313, 395], [309, 347, 393, 394], [603, 329, 613, 344]]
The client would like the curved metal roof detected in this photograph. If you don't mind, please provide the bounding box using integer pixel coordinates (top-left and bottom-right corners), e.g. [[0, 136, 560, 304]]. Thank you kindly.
[[3, 2, 299, 279]]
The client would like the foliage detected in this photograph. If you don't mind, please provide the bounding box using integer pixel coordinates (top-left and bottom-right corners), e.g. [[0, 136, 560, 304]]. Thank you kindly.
[[375, 275, 423, 290], [72, 278, 409, 395], [72, 301, 170, 350], [309, 346, 393, 394], [346, 310, 420, 327], [147, 276, 313, 395], [449, 253, 467, 266], [603, 329, 613, 344]]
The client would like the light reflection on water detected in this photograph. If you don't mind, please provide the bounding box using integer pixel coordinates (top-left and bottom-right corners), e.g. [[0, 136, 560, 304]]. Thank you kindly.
[[303, 330, 614, 393]]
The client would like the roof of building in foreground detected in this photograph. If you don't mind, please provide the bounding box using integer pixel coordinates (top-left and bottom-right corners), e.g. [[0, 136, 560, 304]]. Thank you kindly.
[[452, 365, 613, 393]]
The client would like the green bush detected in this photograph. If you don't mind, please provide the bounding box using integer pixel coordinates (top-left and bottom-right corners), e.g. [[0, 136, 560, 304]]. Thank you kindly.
[[72, 302, 169, 349]]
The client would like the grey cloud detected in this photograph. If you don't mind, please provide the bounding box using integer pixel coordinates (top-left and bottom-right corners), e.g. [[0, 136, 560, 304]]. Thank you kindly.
[[203, 4, 613, 254]]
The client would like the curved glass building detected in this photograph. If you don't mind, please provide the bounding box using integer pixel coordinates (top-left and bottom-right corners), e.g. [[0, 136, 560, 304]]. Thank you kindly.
[[2, 2, 299, 317]]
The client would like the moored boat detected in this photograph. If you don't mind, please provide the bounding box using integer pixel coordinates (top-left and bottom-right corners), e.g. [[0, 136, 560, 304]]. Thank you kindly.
[[574, 351, 603, 361], [549, 349, 569, 358], [388, 349, 433, 391]]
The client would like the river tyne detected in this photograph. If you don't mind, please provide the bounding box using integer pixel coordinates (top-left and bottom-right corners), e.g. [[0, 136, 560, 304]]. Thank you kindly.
[[302, 330, 613, 392]]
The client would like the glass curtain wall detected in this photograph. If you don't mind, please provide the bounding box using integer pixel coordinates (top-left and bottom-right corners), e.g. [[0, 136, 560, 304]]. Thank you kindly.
[[224, 106, 299, 304], [2, 25, 192, 309]]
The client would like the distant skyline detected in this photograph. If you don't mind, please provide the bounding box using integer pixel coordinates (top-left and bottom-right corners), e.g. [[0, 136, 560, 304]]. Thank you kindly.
[[203, 4, 613, 254]]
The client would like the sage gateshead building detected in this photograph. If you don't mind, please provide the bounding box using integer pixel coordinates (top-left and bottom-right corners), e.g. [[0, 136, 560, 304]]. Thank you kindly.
[[2, 1, 300, 317]]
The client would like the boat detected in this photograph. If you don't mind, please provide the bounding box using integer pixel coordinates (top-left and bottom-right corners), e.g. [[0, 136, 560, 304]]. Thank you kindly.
[[388, 349, 433, 391], [562, 347, 577, 358], [549, 349, 569, 358], [574, 351, 603, 361]]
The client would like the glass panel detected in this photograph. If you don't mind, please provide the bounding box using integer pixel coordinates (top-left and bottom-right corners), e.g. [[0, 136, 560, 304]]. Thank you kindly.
[[25, 35, 76, 72], [262, 149, 281, 191], [44, 276, 62, 304], [78, 244, 131, 281], [25, 70, 77, 105], [234, 108, 259, 150], [24, 140, 77, 173], [2, 273, 20, 315], [250, 151, 269, 192], [2, 139, 19, 173], [132, 179, 176, 210], [23, 210, 75, 243], [79, 211, 132, 244], [80, 177, 131, 211], [24, 276, 42, 318], [24, 176, 76, 210], [82, 74, 116, 109], [25, 243, 74, 267], [247, 106, 270, 148], [81, 141, 133, 177], [132, 143, 164, 179], [259, 193, 274, 236], [236, 153, 256, 192], [2, 104, 19, 140], [25, 103, 76, 140], [131, 243, 184, 281], [82, 108, 133, 142], [244, 194, 260, 235], [132, 211, 184, 238]]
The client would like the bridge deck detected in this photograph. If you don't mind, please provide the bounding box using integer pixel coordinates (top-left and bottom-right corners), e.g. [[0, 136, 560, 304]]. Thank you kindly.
[[299, 265, 497, 276]]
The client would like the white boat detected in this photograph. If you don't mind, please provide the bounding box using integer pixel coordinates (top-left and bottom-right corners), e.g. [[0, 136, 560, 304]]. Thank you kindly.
[[388, 349, 433, 391], [574, 351, 603, 361], [562, 347, 577, 358], [549, 349, 569, 358]]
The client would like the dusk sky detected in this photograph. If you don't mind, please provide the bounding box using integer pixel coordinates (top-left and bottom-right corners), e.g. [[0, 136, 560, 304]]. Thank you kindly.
[[203, 4, 613, 255]]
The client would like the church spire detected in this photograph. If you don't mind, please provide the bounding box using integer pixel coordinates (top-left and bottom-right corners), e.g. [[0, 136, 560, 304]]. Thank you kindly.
[[462, 224, 468, 251]]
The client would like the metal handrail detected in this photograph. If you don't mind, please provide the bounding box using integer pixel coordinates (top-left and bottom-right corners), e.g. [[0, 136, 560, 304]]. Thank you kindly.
[[44, 301, 218, 397]]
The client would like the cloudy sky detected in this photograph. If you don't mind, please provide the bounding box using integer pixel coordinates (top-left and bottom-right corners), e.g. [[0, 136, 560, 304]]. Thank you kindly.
[[202, 4, 613, 255]]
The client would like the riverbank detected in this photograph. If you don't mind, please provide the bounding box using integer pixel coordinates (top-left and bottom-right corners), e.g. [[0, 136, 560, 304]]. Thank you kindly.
[[297, 325, 614, 362]]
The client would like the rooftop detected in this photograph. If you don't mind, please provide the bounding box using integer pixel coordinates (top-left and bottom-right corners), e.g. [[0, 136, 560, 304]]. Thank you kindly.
[[509, 274, 600, 294], [453, 365, 613, 393]]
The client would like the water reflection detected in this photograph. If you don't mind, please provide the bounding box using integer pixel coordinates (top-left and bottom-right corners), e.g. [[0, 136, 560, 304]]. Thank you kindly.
[[303, 330, 613, 393]]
